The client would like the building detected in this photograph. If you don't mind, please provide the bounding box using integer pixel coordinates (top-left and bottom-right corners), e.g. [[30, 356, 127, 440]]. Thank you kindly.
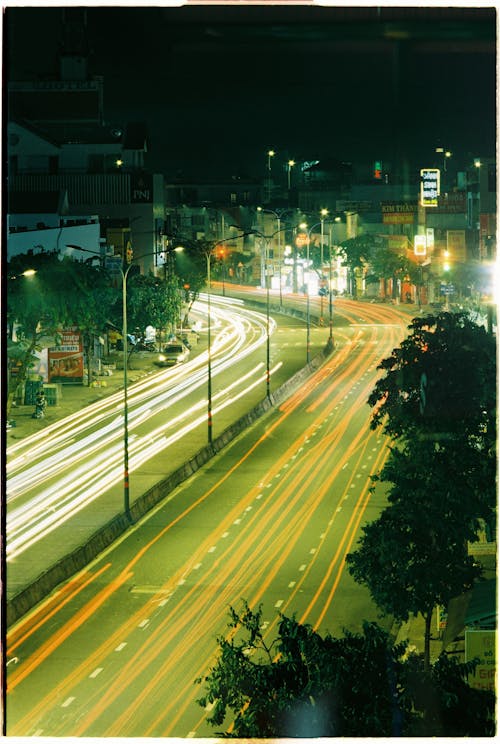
[[6, 8, 164, 275]]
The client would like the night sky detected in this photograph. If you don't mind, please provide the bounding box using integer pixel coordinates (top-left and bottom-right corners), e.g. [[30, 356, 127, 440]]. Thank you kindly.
[[4, 3, 497, 181]]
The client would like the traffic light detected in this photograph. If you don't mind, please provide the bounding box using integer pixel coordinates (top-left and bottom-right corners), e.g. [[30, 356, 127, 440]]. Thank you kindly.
[[373, 160, 382, 180], [125, 241, 133, 264]]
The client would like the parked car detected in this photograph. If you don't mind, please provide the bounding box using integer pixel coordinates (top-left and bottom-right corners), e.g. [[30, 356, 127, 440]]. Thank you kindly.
[[157, 343, 190, 367]]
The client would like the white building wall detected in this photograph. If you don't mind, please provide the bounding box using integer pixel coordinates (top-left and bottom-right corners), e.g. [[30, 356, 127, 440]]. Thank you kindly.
[[7, 222, 101, 259]]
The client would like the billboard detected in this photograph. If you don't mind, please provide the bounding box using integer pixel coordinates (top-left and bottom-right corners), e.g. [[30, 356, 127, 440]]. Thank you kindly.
[[420, 168, 440, 207], [414, 235, 427, 256], [381, 202, 417, 225], [465, 630, 496, 692], [48, 327, 84, 383]]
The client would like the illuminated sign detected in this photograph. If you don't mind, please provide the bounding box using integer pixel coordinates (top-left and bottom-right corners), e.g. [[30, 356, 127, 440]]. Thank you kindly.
[[420, 168, 440, 207], [382, 202, 417, 225], [414, 235, 426, 256], [373, 160, 382, 180], [295, 232, 309, 248]]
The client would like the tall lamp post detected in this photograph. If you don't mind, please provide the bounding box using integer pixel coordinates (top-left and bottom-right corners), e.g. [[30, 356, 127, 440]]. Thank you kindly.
[[173, 232, 248, 444], [319, 208, 329, 325], [257, 206, 298, 307], [299, 220, 326, 363], [248, 228, 285, 399], [287, 159, 295, 191], [267, 149, 276, 202], [327, 216, 341, 347], [67, 243, 173, 521]]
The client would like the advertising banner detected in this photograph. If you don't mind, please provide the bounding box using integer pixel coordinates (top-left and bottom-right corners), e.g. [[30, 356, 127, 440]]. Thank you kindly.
[[48, 326, 84, 383], [414, 235, 426, 256], [465, 630, 496, 692], [381, 202, 417, 225], [420, 168, 440, 207]]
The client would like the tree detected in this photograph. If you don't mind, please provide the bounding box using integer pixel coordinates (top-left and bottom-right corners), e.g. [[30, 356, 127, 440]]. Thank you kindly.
[[368, 311, 496, 446], [367, 310, 496, 528], [367, 238, 412, 300], [197, 602, 495, 737], [174, 239, 212, 324], [115, 272, 182, 352], [7, 252, 109, 410], [402, 652, 495, 736], [197, 602, 411, 737], [347, 311, 497, 667], [59, 258, 116, 386], [337, 235, 370, 297], [346, 493, 481, 671]]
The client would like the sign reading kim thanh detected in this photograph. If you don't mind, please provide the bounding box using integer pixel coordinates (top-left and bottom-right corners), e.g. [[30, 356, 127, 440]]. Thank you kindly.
[[381, 202, 417, 225], [420, 168, 440, 207]]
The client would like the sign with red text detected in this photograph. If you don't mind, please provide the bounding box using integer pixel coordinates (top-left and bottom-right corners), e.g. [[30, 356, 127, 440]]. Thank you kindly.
[[48, 326, 84, 383], [465, 630, 496, 692]]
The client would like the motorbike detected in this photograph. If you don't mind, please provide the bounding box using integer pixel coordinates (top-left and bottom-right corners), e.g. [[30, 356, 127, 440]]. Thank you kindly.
[[32, 394, 47, 419]]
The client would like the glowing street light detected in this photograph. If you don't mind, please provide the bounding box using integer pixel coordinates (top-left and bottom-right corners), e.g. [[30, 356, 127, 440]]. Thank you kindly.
[[257, 206, 297, 307], [9, 268, 37, 279], [267, 149, 276, 202], [435, 147, 452, 172], [287, 159, 295, 190]]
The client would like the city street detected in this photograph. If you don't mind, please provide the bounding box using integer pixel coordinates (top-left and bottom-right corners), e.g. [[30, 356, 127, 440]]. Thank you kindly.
[[6, 297, 411, 737], [6, 295, 313, 595]]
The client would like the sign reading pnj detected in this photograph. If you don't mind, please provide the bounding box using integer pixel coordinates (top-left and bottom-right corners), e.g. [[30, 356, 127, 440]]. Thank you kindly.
[[131, 174, 153, 203], [420, 168, 440, 207]]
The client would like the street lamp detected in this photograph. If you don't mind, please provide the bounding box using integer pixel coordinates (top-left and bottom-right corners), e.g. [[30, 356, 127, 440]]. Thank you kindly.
[[435, 147, 452, 172], [257, 206, 297, 307], [66, 243, 166, 521], [267, 149, 276, 202], [299, 220, 326, 363], [246, 227, 285, 400], [173, 232, 248, 444], [287, 159, 295, 190], [327, 216, 341, 347], [319, 209, 329, 325]]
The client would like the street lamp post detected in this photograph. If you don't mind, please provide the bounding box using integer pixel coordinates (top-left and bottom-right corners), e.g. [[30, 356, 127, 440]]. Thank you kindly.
[[267, 149, 275, 202], [67, 244, 167, 521], [327, 216, 340, 347], [257, 207, 299, 307], [300, 220, 328, 363], [319, 209, 329, 325], [287, 159, 295, 191], [245, 227, 286, 399], [174, 232, 249, 444], [206, 250, 213, 444]]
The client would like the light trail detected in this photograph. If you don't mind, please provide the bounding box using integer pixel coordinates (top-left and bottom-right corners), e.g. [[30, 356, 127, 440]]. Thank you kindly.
[[6, 302, 408, 738], [6, 299, 278, 560]]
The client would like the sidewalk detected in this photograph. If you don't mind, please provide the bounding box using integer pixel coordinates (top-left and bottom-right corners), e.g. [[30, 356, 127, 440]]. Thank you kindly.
[[7, 349, 168, 443]]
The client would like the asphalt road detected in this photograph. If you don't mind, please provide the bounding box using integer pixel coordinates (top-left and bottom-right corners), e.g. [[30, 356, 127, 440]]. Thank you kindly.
[[6, 295, 325, 596], [6, 298, 411, 737]]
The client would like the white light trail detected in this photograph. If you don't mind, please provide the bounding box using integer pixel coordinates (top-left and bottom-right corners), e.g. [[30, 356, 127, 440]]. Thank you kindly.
[[6, 299, 279, 560]]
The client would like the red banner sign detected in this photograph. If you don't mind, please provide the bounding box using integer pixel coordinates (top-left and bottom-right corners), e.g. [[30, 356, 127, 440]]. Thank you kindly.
[[48, 326, 84, 382]]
